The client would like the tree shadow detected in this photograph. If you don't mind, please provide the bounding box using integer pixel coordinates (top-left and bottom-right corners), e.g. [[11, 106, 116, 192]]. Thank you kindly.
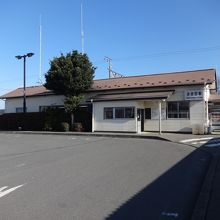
[[105, 139, 220, 220]]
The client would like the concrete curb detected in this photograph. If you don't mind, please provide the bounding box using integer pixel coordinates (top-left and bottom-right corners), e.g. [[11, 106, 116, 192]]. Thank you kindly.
[[191, 155, 219, 220], [0, 131, 171, 142]]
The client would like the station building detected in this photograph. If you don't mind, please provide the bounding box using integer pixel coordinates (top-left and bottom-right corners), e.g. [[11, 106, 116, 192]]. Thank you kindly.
[[1, 69, 220, 134]]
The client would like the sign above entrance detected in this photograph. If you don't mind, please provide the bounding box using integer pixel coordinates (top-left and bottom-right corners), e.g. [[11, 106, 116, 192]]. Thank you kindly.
[[185, 90, 203, 100]]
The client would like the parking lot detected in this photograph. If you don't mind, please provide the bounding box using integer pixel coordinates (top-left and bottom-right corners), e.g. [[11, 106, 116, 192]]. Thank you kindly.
[[0, 133, 210, 220]]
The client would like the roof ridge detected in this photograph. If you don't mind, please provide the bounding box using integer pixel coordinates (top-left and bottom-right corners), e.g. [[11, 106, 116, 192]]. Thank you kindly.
[[94, 68, 216, 82], [17, 85, 45, 89]]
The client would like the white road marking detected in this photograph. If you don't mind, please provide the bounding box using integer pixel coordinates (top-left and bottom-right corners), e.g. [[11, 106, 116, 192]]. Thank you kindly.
[[161, 211, 179, 218], [0, 186, 8, 191], [15, 135, 21, 138], [71, 137, 76, 140], [200, 158, 207, 161], [180, 137, 213, 143], [205, 143, 220, 147], [0, 184, 25, 198], [191, 141, 208, 145], [16, 163, 26, 168]]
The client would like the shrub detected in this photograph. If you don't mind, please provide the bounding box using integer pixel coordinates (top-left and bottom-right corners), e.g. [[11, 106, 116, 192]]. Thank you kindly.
[[43, 122, 53, 131], [74, 122, 83, 132], [59, 122, 70, 132]]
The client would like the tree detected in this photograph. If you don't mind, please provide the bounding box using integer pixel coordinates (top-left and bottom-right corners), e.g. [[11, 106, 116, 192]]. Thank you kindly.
[[64, 95, 83, 128], [44, 50, 95, 130]]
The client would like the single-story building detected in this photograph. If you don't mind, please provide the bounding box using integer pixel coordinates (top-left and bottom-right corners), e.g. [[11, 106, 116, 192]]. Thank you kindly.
[[1, 68, 220, 134]]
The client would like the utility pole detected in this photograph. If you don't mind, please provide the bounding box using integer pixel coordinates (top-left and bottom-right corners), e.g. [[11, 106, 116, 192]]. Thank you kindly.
[[104, 56, 112, 78]]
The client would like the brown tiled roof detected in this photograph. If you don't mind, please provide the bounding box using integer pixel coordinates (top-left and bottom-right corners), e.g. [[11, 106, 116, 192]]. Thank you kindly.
[[0, 69, 216, 99], [92, 69, 216, 91], [92, 91, 174, 102], [1, 86, 52, 99]]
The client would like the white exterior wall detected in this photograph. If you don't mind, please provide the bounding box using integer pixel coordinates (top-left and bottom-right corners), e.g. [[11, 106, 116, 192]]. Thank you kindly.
[[3, 83, 212, 133], [5, 95, 65, 113], [145, 119, 191, 132], [93, 101, 138, 132], [143, 86, 206, 133], [144, 100, 191, 132]]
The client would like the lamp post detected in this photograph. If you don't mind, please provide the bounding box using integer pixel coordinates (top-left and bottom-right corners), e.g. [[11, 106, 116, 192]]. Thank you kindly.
[[15, 53, 34, 113]]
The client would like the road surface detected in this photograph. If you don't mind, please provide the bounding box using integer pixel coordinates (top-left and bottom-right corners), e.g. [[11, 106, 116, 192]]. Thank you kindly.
[[0, 133, 210, 220]]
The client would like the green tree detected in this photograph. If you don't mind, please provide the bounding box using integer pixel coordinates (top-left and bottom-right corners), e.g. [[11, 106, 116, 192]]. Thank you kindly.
[[64, 95, 83, 128], [44, 50, 95, 130]]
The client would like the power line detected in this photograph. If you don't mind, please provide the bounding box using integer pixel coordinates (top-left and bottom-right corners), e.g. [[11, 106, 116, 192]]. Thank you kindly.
[[94, 45, 220, 65], [114, 45, 220, 62]]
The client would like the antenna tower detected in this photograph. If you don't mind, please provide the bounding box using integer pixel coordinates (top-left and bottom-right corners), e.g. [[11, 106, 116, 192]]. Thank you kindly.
[[81, 2, 84, 54], [38, 14, 43, 84]]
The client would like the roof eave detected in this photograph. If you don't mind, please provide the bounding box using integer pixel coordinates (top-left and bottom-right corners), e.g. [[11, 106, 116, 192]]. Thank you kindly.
[[88, 82, 210, 93], [92, 96, 170, 102]]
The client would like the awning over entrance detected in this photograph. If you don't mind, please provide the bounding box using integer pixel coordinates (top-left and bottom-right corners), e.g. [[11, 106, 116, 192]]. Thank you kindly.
[[91, 91, 174, 102]]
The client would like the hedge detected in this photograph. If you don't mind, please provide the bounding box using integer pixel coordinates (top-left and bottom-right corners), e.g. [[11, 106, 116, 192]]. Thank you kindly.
[[0, 108, 92, 131]]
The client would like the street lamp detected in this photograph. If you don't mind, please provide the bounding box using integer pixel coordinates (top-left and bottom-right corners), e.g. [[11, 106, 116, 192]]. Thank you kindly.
[[15, 53, 34, 113]]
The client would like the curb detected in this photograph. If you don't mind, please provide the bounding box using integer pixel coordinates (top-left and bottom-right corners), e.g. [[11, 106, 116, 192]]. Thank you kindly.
[[0, 131, 170, 142], [191, 155, 219, 220]]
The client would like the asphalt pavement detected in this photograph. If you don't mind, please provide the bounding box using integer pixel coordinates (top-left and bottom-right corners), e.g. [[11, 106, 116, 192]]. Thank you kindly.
[[0, 133, 212, 220]]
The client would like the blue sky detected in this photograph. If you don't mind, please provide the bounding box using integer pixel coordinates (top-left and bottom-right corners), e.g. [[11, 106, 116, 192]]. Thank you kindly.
[[0, 0, 220, 108]]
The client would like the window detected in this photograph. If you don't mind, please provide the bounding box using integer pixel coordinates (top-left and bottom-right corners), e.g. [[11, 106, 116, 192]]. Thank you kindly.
[[125, 107, 134, 118], [104, 107, 135, 119], [16, 107, 25, 113], [104, 108, 113, 119], [145, 108, 151, 119], [167, 101, 190, 119], [39, 106, 49, 112], [115, 108, 125, 118], [39, 105, 64, 112]]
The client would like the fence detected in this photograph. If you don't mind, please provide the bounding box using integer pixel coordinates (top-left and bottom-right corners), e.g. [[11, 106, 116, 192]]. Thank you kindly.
[[0, 108, 92, 132]]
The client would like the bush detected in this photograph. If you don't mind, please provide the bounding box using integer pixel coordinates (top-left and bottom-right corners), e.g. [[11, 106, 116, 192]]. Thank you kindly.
[[59, 122, 70, 132], [74, 122, 83, 132], [43, 122, 53, 131], [44, 108, 69, 131]]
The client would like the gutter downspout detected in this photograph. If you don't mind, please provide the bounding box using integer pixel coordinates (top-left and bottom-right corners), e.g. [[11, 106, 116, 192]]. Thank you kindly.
[[91, 99, 94, 132], [159, 100, 162, 135], [204, 82, 209, 134]]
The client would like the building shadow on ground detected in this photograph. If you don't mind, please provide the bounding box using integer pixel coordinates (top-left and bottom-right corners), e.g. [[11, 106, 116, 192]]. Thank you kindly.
[[106, 139, 220, 220]]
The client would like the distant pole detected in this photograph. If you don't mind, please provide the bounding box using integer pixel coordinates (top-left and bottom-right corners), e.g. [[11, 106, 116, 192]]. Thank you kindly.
[[104, 56, 112, 78], [23, 56, 26, 113], [81, 2, 84, 54]]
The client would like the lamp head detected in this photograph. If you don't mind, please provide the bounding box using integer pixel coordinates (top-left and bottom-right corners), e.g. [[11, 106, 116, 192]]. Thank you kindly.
[[15, 55, 22, 59], [27, 53, 34, 57]]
